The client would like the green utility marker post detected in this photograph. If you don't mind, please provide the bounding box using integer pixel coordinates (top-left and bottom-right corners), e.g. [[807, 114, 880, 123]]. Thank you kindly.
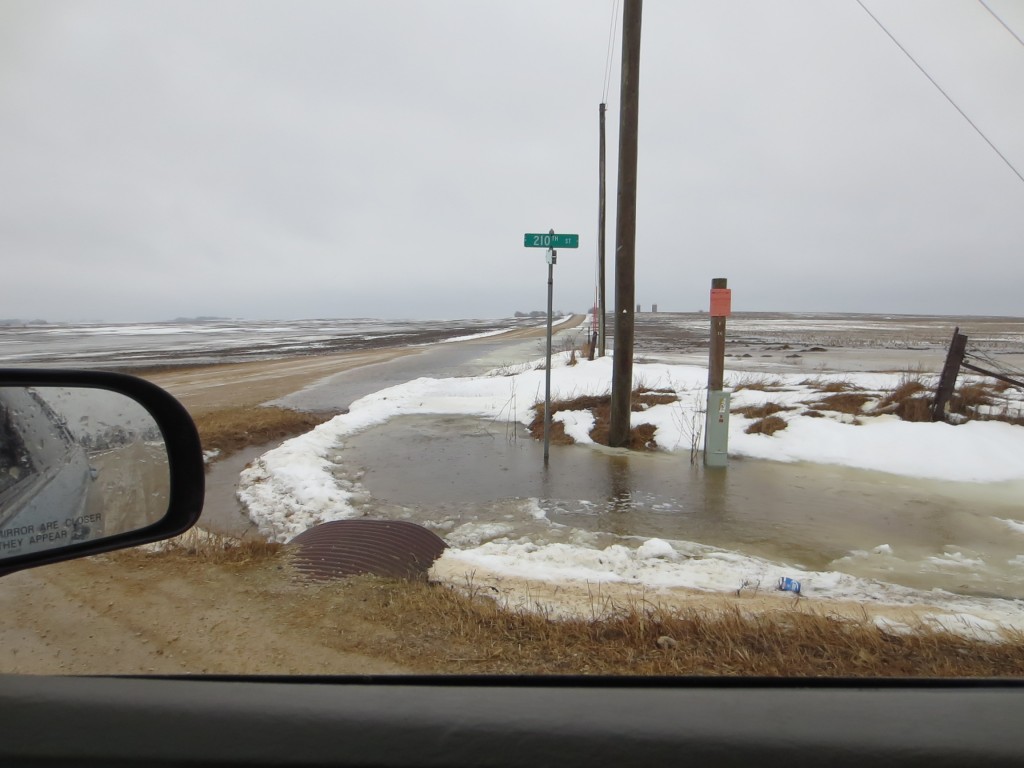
[[704, 278, 731, 468], [524, 229, 580, 466]]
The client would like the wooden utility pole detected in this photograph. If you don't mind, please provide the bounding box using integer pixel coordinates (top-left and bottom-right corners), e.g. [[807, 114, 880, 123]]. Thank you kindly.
[[608, 0, 642, 448], [597, 102, 607, 357], [932, 327, 967, 422]]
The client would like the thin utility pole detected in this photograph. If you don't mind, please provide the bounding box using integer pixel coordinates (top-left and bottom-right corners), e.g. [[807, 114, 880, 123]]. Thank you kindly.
[[707, 278, 728, 392], [598, 102, 607, 357], [608, 0, 642, 448], [544, 236, 557, 465], [704, 278, 731, 468]]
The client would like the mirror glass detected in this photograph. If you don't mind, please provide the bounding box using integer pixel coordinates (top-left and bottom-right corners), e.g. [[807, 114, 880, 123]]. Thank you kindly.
[[0, 386, 170, 558]]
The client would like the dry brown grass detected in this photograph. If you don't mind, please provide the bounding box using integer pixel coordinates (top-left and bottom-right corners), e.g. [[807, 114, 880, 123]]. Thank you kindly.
[[896, 397, 933, 422], [745, 415, 788, 436], [947, 382, 1024, 426], [876, 380, 928, 410], [634, 387, 679, 406], [729, 374, 788, 392], [951, 383, 994, 411], [121, 528, 284, 565], [110, 546, 1024, 677], [799, 377, 864, 393], [812, 374, 1023, 426], [529, 389, 677, 452], [355, 577, 1024, 677], [807, 393, 872, 415], [732, 402, 794, 419], [872, 379, 932, 422], [193, 406, 333, 463], [873, 377, 1024, 426]]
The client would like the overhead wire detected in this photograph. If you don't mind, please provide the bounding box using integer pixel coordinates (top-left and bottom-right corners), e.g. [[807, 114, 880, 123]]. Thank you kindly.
[[855, 0, 1024, 187], [597, 0, 619, 328], [978, 0, 1024, 51], [602, 0, 620, 104]]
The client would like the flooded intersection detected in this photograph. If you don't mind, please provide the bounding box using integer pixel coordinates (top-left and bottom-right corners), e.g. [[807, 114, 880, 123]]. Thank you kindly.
[[343, 413, 1024, 601]]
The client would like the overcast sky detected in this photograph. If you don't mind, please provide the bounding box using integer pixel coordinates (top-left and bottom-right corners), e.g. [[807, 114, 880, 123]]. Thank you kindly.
[[2, 1, 1023, 322]]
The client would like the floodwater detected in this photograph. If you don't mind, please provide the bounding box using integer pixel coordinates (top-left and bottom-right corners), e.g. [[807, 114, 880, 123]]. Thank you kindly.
[[202, 443, 269, 538], [200, 321, 583, 536], [190, 312, 1024, 603], [342, 414, 1024, 600], [25, 311, 1017, 602]]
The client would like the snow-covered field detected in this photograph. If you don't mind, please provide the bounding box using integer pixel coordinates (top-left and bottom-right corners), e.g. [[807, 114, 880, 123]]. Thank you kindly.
[[238, 349, 1024, 638], [0, 316, 551, 368]]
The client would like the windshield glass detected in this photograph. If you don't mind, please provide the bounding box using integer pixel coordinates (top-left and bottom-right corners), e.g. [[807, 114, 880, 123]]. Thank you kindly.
[[2, 1, 1023, 678]]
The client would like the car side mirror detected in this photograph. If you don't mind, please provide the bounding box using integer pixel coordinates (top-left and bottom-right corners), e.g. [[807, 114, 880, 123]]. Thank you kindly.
[[0, 369, 203, 575]]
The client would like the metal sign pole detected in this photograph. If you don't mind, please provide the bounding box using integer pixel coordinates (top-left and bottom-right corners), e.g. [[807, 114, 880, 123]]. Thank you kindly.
[[544, 230, 557, 466], [522, 228, 578, 466]]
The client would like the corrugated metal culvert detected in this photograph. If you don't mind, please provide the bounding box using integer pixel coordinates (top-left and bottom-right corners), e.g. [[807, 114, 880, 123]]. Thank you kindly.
[[287, 519, 448, 581]]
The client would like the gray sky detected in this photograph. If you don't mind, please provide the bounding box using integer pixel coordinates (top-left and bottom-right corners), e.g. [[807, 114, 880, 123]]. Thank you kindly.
[[2, 1, 1023, 322]]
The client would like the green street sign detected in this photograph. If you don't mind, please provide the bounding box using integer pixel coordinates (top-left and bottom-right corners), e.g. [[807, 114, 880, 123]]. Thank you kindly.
[[524, 233, 579, 249]]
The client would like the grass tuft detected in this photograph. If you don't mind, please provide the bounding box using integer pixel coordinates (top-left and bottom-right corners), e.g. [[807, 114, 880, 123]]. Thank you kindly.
[[745, 415, 788, 435], [799, 377, 864, 393], [732, 402, 794, 420], [193, 406, 334, 464], [729, 374, 787, 392], [807, 393, 872, 415], [953, 383, 994, 410], [876, 380, 928, 409], [896, 397, 933, 422], [530, 389, 677, 451], [129, 528, 284, 565]]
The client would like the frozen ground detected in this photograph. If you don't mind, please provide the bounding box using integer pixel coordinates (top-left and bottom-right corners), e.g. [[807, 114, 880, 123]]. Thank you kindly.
[[237, 314, 1024, 638], [0, 316, 554, 369]]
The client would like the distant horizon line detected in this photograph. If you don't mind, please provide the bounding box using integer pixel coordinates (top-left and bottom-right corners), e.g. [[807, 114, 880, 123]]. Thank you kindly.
[[4, 308, 1024, 326]]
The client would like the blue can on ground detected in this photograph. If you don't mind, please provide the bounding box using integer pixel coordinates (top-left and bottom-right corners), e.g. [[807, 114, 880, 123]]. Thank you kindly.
[[777, 577, 801, 595]]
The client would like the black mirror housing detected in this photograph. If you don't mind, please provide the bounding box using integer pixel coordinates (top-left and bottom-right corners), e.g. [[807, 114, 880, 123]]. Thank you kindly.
[[0, 369, 204, 575]]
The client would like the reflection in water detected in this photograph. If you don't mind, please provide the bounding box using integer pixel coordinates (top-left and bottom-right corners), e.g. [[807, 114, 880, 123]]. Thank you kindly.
[[701, 465, 728, 522], [606, 455, 632, 534], [343, 415, 1024, 600]]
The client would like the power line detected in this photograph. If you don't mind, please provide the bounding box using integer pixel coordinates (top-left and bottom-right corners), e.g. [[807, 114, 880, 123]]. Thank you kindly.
[[602, 0, 620, 103], [856, 0, 1024, 186], [979, 0, 1024, 50]]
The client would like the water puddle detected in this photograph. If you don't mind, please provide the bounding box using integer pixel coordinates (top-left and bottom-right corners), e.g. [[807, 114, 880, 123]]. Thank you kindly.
[[201, 444, 269, 537], [342, 415, 1024, 599]]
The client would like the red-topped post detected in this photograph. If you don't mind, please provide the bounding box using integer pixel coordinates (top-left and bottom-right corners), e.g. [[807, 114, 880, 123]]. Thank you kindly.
[[704, 278, 731, 468]]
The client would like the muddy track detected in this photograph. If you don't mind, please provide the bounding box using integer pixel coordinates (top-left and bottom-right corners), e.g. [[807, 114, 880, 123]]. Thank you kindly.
[[0, 553, 410, 675]]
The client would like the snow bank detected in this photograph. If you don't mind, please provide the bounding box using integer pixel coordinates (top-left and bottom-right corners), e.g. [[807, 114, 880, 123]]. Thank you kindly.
[[236, 356, 1024, 633]]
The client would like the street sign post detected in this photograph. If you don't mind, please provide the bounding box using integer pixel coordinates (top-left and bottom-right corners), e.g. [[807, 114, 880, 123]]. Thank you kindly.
[[524, 229, 580, 466]]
